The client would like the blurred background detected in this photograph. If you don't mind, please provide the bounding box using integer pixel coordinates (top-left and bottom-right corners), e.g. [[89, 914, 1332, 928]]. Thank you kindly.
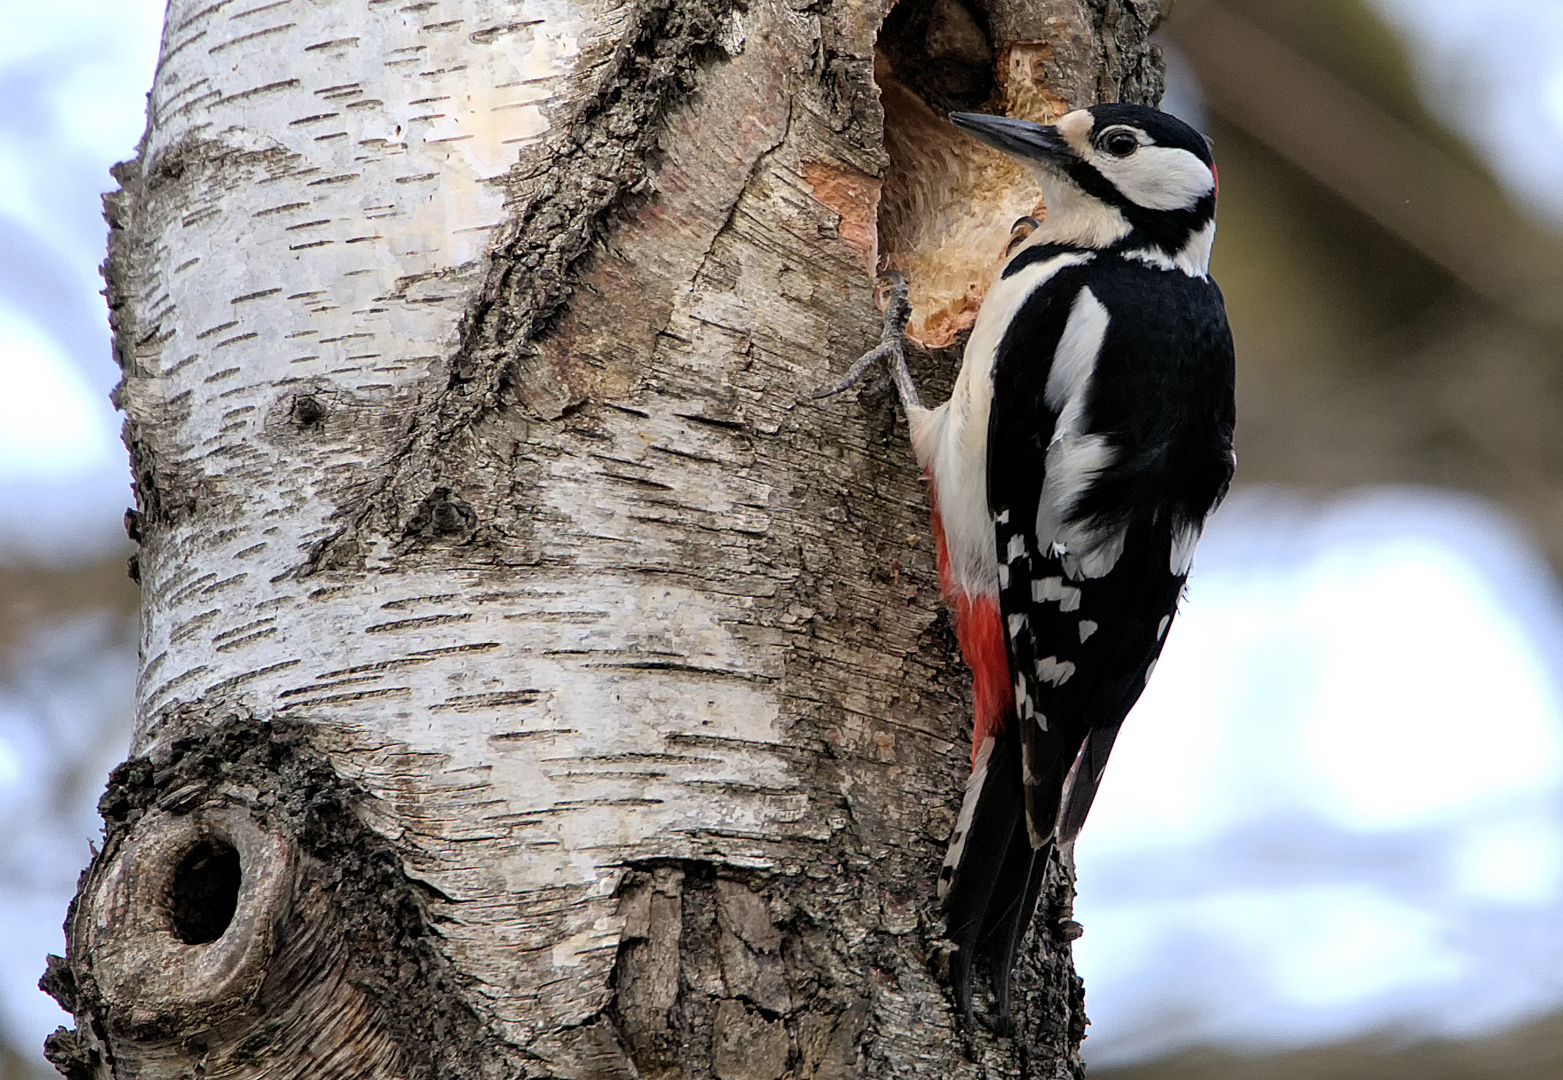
[[5, 0, 1563, 1076], [0, 0, 152, 1076]]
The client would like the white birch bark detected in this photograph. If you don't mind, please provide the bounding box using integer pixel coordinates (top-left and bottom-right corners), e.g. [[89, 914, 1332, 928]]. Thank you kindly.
[[44, 0, 1165, 1077]]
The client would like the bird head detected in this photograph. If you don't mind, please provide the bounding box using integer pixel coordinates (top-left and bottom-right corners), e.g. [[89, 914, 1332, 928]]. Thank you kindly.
[[950, 104, 1218, 274]]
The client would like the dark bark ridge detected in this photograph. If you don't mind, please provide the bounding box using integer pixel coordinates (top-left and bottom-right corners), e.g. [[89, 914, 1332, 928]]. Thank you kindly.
[[555, 858, 1086, 1080], [458, 0, 743, 405], [301, 0, 746, 575], [105, 149, 201, 540]]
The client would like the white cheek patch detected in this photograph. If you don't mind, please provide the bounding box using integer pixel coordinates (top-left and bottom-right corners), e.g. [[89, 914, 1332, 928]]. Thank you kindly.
[[1094, 145, 1215, 211], [1030, 171, 1132, 250]]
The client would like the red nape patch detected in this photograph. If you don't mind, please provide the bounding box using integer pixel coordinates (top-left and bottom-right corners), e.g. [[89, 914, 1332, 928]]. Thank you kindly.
[[929, 498, 1014, 769]]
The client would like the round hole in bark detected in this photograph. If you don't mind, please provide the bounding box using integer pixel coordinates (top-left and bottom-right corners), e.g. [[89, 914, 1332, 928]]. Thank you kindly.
[[167, 838, 242, 945], [291, 393, 327, 428]]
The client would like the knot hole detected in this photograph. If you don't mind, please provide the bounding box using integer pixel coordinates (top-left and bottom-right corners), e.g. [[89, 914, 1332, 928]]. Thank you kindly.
[[166, 838, 241, 945]]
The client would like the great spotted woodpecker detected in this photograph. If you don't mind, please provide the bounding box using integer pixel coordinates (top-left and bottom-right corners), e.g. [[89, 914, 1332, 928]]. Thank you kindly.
[[821, 104, 1235, 1023]]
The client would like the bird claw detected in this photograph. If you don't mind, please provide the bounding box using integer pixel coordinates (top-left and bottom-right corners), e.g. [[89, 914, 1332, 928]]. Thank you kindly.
[[1005, 215, 1041, 257], [812, 272, 920, 411]]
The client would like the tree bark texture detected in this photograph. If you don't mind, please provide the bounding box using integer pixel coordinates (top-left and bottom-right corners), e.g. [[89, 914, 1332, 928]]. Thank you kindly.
[[46, 0, 1162, 1076]]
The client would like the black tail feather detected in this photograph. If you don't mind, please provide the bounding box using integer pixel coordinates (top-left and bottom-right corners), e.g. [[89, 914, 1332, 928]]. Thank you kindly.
[[946, 814, 1023, 1017], [1058, 724, 1121, 846], [942, 735, 1053, 1026], [979, 838, 1052, 1029], [970, 817, 1033, 1028]]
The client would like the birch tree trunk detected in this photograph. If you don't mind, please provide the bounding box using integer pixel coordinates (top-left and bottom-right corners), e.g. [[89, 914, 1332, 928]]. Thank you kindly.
[[43, 0, 1162, 1076]]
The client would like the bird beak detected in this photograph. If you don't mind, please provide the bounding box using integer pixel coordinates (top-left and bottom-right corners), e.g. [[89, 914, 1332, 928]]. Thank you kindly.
[[948, 113, 1077, 168]]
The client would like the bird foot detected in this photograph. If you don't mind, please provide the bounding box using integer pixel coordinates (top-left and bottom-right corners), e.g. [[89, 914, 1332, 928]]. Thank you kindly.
[[812, 272, 920, 411]]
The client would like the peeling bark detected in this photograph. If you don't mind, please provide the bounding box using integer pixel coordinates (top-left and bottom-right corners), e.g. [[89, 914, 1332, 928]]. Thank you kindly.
[[50, 0, 1162, 1076]]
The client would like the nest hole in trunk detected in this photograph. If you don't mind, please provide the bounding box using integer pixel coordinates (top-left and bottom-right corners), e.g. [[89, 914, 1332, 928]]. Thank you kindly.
[[874, 0, 1067, 348]]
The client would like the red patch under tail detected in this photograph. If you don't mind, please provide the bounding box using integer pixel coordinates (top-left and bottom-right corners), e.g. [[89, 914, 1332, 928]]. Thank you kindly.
[[929, 492, 1014, 769]]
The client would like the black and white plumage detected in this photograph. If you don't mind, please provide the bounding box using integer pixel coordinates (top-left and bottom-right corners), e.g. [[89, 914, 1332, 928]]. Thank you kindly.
[[822, 103, 1235, 1025]]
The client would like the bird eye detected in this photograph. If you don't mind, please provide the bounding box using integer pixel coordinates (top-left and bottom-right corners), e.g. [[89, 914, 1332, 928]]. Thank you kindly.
[[1101, 130, 1139, 157]]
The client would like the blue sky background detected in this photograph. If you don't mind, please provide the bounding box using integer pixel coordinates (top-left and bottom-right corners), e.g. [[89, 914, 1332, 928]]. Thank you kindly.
[[5, 0, 1563, 1069]]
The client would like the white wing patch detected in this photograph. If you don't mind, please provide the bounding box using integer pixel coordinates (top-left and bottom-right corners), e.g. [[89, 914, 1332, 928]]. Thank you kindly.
[[1060, 529, 1126, 580], [1042, 436, 1117, 566], [1078, 619, 1098, 642], [1044, 288, 1109, 414], [1035, 287, 1126, 580]]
